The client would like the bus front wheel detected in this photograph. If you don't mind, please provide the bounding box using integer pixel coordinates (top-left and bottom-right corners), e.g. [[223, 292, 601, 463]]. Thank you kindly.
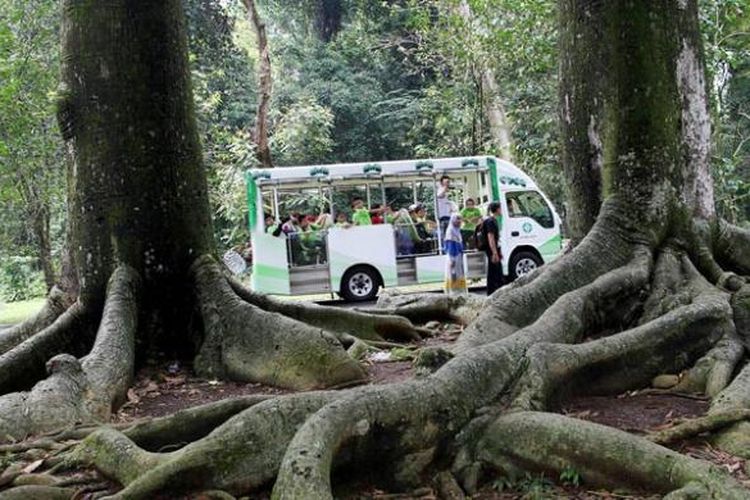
[[509, 251, 543, 281], [340, 266, 380, 302]]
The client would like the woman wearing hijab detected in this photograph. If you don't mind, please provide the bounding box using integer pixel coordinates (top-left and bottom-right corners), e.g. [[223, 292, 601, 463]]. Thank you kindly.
[[443, 213, 467, 295]]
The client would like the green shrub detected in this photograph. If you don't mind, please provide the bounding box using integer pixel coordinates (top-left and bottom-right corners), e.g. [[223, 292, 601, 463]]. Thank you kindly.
[[0, 256, 47, 302]]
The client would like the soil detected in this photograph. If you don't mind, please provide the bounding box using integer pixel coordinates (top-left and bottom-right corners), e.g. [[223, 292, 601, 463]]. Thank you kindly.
[[562, 391, 710, 434]]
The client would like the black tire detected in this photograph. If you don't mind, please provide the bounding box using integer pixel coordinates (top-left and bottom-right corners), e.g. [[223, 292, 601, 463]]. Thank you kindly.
[[509, 250, 543, 281], [340, 266, 380, 302]]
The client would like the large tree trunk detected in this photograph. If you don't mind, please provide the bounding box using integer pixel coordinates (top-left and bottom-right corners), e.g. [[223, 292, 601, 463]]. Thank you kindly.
[[57, 0, 214, 332], [2, 1, 750, 499]]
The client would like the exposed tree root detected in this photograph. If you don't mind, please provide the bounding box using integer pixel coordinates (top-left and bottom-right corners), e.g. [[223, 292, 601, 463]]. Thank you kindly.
[[0, 485, 75, 499], [456, 200, 645, 352], [0, 266, 139, 442], [227, 275, 424, 342], [649, 408, 750, 445], [270, 251, 654, 499], [0, 301, 92, 394], [191, 256, 366, 390], [470, 411, 749, 498], [0, 287, 72, 355], [512, 282, 732, 411], [714, 221, 750, 275], [369, 290, 485, 326], [0, 394, 272, 456], [122, 394, 272, 451], [70, 392, 341, 498]]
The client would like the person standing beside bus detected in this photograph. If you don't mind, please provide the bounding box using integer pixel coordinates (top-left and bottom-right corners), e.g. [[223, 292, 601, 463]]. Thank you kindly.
[[482, 202, 504, 295], [443, 213, 467, 295], [436, 175, 453, 239]]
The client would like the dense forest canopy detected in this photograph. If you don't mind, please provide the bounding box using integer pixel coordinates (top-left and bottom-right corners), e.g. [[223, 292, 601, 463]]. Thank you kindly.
[[0, 0, 748, 300]]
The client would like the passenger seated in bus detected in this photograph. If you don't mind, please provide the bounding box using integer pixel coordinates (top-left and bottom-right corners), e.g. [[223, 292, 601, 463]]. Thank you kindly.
[[314, 213, 334, 229], [264, 213, 278, 234], [460, 199, 482, 249], [335, 212, 352, 228], [370, 204, 385, 224], [408, 203, 434, 254], [393, 208, 417, 255], [351, 197, 372, 225], [282, 213, 300, 234], [383, 204, 396, 224], [292, 215, 326, 266]]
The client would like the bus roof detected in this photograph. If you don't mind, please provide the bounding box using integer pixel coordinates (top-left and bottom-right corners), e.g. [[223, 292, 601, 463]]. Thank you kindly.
[[246, 156, 538, 190]]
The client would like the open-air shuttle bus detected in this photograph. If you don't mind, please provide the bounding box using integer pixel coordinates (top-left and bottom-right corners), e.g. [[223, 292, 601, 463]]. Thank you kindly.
[[246, 156, 563, 301]]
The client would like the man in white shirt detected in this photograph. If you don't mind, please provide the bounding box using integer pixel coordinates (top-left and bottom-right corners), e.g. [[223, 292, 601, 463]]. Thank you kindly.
[[437, 175, 453, 240]]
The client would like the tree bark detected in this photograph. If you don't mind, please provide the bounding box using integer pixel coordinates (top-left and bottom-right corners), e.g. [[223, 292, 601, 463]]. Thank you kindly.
[[244, 0, 274, 168], [315, 0, 343, 43], [57, 0, 214, 348]]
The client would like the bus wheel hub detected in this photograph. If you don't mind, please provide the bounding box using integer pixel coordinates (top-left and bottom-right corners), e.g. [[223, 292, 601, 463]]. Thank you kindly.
[[349, 272, 373, 296]]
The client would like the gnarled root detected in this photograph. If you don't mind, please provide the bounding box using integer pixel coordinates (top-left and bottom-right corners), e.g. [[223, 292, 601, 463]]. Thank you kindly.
[[369, 290, 485, 326], [73, 392, 341, 499], [648, 408, 750, 445], [707, 282, 750, 457], [714, 220, 750, 275], [0, 301, 91, 394], [269, 251, 653, 499], [470, 411, 748, 498], [456, 200, 644, 352], [0, 266, 139, 442], [228, 275, 424, 342], [191, 256, 366, 390], [512, 287, 732, 411], [0, 286, 73, 355]]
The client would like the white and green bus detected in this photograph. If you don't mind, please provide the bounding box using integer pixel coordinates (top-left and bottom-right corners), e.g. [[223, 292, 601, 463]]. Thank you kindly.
[[245, 156, 563, 301]]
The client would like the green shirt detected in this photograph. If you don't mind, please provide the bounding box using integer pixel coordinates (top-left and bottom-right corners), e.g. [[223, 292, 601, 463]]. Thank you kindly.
[[352, 208, 372, 226], [460, 207, 482, 229]]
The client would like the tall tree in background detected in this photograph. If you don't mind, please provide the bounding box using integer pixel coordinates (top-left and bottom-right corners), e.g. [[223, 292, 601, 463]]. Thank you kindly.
[[457, 0, 513, 161], [0, 0, 64, 292], [244, 0, 274, 168], [315, 0, 343, 42], [1, 1, 750, 498]]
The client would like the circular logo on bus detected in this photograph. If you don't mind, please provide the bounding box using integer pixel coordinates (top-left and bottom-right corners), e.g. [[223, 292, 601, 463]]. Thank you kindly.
[[522, 222, 533, 233]]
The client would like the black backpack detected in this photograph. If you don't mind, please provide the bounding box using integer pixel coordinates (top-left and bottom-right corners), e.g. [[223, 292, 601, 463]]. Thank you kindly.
[[474, 219, 487, 251]]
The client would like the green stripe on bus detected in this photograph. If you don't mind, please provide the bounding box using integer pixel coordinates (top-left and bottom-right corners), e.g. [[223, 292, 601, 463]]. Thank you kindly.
[[246, 171, 257, 232], [539, 234, 562, 258], [487, 157, 501, 202], [253, 263, 288, 280]]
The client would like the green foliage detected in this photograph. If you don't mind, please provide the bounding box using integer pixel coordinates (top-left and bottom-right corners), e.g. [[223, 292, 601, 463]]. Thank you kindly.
[[559, 465, 581, 487], [271, 95, 335, 165], [700, 0, 750, 223], [492, 472, 556, 499], [0, 0, 66, 271], [0, 256, 46, 301]]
